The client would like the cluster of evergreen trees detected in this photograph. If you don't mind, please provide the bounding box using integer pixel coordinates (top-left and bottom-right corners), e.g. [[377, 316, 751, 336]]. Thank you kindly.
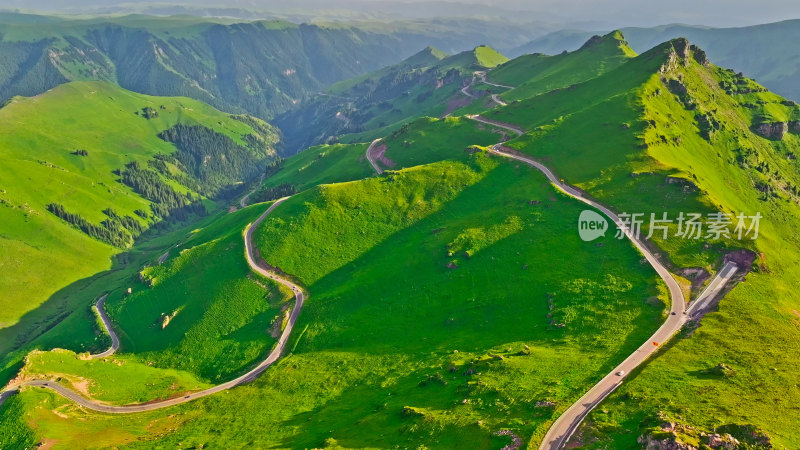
[[251, 183, 296, 203], [46, 204, 141, 248], [158, 124, 270, 196], [120, 161, 207, 221]]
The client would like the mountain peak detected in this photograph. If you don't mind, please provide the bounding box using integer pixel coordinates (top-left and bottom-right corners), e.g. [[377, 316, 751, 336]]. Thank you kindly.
[[472, 45, 509, 68], [403, 46, 450, 67], [578, 30, 635, 55]]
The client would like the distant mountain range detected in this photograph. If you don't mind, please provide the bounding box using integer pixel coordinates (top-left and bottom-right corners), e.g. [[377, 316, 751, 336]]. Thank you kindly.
[[275, 44, 508, 152], [0, 12, 540, 124], [510, 19, 800, 102]]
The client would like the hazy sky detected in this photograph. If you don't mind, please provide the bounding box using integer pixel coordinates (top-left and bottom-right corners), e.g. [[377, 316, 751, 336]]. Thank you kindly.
[[495, 0, 800, 27], [1, 0, 799, 28]]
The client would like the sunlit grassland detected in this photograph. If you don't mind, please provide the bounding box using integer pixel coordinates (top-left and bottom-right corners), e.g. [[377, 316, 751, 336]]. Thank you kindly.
[[4, 154, 667, 448]]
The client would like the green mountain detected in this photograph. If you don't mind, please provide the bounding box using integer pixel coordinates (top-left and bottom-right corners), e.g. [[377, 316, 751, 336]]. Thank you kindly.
[[484, 37, 800, 447], [490, 30, 636, 101], [512, 20, 800, 104], [0, 13, 511, 124], [0, 81, 277, 357], [275, 45, 508, 152], [3, 30, 800, 450], [0, 12, 549, 126]]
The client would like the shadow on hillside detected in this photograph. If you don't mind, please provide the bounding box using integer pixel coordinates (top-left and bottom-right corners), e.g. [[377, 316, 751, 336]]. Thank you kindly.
[[0, 206, 232, 385]]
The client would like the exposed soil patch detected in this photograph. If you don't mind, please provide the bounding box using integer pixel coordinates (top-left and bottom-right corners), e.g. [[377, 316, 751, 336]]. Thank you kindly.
[[792, 310, 800, 319], [440, 95, 473, 117], [724, 248, 757, 271], [371, 143, 396, 169], [70, 378, 92, 396], [37, 439, 58, 450]]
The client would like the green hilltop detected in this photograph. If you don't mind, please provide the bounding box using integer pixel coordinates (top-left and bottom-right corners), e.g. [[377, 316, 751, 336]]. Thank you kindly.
[[490, 30, 636, 101]]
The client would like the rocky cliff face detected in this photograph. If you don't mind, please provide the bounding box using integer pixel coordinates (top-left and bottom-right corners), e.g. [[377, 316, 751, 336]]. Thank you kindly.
[[753, 122, 789, 140]]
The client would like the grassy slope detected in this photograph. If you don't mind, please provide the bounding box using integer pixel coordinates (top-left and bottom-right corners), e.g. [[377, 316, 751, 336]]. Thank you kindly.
[[105, 204, 293, 381], [0, 204, 293, 447], [262, 143, 373, 192], [0, 80, 267, 338], [486, 40, 726, 268], [5, 155, 666, 448], [381, 116, 504, 168], [260, 116, 503, 194], [576, 52, 800, 448], [492, 31, 636, 102], [487, 39, 800, 447]]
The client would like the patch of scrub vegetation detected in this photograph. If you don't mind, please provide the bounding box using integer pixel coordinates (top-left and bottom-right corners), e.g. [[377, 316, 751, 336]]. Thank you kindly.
[[16, 349, 210, 404], [0, 80, 277, 345], [483, 35, 800, 447], [106, 205, 293, 381], [3, 152, 667, 448], [381, 116, 504, 169], [446, 216, 523, 258]]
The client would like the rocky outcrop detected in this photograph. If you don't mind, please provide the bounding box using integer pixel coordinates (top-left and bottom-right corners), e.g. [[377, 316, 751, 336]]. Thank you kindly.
[[691, 45, 709, 66], [753, 122, 788, 140], [707, 433, 740, 449], [789, 120, 800, 134], [672, 38, 691, 65], [638, 434, 697, 450]]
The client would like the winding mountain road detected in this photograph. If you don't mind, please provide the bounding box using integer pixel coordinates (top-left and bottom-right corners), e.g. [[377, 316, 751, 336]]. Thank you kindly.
[[365, 138, 385, 174], [89, 294, 118, 359], [466, 114, 738, 449], [239, 174, 266, 208], [0, 197, 304, 413]]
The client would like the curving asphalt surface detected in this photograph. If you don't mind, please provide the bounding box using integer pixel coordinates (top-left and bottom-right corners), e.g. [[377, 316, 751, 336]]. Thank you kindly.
[[89, 294, 118, 359], [490, 94, 507, 107], [686, 261, 739, 317], [466, 114, 739, 449], [0, 197, 304, 413], [365, 138, 385, 175], [475, 71, 514, 90], [239, 174, 265, 209]]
